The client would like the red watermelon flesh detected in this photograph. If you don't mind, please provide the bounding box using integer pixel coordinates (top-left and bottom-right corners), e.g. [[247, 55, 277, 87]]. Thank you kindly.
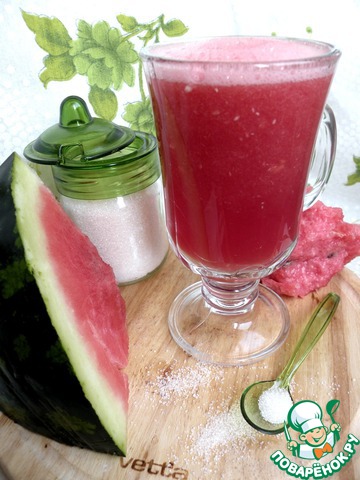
[[12, 155, 129, 453], [40, 185, 128, 369], [262, 201, 360, 297]]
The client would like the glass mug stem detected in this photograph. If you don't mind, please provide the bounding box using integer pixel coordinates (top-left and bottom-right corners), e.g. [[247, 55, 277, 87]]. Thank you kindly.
[[201, 277, 259, 315]]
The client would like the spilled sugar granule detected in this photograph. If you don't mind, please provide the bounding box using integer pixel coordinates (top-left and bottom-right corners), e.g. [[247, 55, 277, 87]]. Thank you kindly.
[[146, 362, 225, 404], [188, 401, 262, 463], [142, 361, 275, 478], [181, 401, 272, 478]]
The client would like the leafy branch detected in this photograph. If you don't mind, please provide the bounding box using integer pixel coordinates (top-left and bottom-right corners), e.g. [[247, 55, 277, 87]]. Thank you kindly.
[[346, 155, 360, 186], [21, 10, 188, 134]]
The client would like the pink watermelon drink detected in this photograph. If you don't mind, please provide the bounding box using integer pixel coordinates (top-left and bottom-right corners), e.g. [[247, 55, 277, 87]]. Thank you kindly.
[[143, 37, 340, 276]]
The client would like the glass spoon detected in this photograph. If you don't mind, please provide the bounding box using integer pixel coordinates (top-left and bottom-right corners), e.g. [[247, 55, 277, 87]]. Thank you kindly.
[[240, 292, 340, 435]]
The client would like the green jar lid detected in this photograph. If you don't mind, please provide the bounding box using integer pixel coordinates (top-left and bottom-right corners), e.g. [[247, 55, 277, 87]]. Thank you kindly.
[[23, 96, 161, 199], [53, 130, 161, 200], [24, 96, 136, 165]]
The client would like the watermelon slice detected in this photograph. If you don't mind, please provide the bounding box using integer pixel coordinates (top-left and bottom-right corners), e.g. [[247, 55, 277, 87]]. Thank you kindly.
[[262, 201, 360, 297], [0, 153, 128, 455]]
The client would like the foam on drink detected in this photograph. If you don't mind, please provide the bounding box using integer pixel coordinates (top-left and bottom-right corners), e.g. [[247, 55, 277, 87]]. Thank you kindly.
[[143, 37, 338, 85]]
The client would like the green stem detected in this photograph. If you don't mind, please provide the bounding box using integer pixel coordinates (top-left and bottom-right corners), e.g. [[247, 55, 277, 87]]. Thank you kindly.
[[119, 19, 162, 102], [138, 62, 146, 102], [121, 15, 162, 43]]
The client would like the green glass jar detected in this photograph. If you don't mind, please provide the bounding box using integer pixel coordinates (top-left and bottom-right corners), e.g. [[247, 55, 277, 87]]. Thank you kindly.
[[24, 96, 168, 284]]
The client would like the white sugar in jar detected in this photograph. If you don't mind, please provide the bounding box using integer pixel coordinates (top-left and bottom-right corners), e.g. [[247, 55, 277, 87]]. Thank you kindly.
[[60, 178, 168, 284], [24, 96, 168, 284]]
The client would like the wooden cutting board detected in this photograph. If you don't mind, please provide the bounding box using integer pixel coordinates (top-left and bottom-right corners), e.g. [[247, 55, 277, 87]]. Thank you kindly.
[[0, 252, 359, 480]]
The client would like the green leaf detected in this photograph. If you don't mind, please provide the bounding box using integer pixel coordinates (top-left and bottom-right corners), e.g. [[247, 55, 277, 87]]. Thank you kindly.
[[112, 41, 138, 88], [161, 19, 188, 37], [346, 172, 360, 186], [76, 19, 93, 40], [87, 61, 112, 89], [72, 54, 93, 75], [82, 46, 107, 60], [123, 63, 136, 87], [346, 155, 360, 186], [103, 51, 118, 69], [108, 28, 121, 49], [111, 64, 122, 90], [111, 63, 135, 90], [71, 21, 138, 91], [22, 10, 72, 55], [116, 14, 139, 33], [69, 38, 86, 56], [89, 86, 118, 121], [39, 54, 76, 87], [92, 21, 111, 48], [122, 98, 155, 134], [116, 40, 139, 64]]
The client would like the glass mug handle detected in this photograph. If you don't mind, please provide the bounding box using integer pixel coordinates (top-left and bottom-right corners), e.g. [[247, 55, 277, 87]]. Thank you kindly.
[[304, 104, 337, 210]]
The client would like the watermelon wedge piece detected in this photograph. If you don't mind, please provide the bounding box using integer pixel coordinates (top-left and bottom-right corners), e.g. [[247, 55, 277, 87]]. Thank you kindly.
[[262, 201, 360, 297], [6, 153, 128, 454]]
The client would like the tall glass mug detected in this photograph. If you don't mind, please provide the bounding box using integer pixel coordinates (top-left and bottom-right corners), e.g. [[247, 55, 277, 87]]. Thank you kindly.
[[141, 36, 341, 366]]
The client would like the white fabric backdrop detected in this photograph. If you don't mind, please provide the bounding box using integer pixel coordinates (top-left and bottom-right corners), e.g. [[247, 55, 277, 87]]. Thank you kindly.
[[1, 0, 359, 274]]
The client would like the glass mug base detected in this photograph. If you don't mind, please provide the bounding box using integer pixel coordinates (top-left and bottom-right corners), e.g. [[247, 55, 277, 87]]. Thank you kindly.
[[168, 281, 290, 366]]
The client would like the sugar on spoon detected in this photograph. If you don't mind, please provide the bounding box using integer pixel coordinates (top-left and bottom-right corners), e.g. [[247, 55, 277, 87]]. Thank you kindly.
[[240, 292, 340, 435]]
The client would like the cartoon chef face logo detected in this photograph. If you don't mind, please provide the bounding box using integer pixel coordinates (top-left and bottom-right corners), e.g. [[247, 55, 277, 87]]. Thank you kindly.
[[286, 400, 341, 460], [270, 399, 360, 478]]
